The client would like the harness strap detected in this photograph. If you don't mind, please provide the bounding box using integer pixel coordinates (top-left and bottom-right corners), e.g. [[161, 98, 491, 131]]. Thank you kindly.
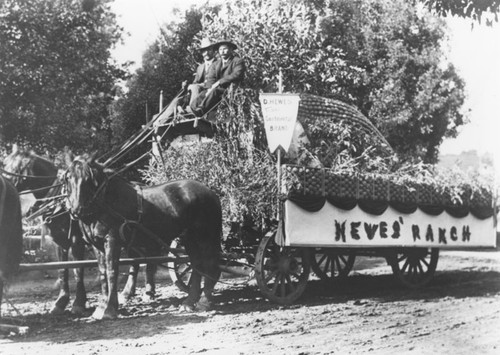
[[0, 167, 57, 179], [0, 176, 7, 228], [136, 185, 144, 223]]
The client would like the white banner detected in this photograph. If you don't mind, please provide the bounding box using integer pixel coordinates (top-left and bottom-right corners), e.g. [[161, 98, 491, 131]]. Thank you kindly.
[[259, 93, 300, 153], [284, 200, 496, 248]]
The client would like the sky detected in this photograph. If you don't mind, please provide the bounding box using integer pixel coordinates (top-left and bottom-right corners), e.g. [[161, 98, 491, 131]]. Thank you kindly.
[[110, 0, 500, 165]]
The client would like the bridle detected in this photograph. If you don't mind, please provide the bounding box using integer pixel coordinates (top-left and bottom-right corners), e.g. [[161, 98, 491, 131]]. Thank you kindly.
[[64, 161, 110, 221]]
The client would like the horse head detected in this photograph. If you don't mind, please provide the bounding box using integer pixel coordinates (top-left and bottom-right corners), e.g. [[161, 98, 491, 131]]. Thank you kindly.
[[64, 153, 107, 222], [2, 146, 58, 198]]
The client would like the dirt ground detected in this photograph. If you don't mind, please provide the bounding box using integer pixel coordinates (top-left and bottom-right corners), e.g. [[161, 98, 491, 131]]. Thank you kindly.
[[1, 249, 499, 355]]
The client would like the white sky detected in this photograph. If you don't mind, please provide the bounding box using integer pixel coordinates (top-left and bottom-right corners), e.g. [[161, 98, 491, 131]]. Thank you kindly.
[[111, 0, 500, 164]]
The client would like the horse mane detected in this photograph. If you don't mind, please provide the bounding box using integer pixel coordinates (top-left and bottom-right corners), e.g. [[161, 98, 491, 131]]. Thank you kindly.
[[4, 148, 57, 177], [72, 154, 126, 182]]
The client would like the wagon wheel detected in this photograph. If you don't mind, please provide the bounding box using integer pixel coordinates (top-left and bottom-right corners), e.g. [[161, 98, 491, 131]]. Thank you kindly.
[[390, 248, 439, 288], [311, 248, 355, 281], [255, 233, 310, 304], [167, 238, 192, 293]]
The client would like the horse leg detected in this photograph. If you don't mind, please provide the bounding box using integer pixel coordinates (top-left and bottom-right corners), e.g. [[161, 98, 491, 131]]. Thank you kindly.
[[95, 247, 108, 298], [70, 234, 87, 315], [51, 245, 70, 315], [197, 245, 221, 312], [181, 256, 202, 311], [119, 264, 139, 304], [93, 232, 120, 320], [144, 263, 157, 299], [181, 270, 201, 311]]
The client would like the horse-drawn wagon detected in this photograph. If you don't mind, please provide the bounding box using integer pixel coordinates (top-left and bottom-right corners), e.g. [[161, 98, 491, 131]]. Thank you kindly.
[[148, 90, 498, 305], [1, 89, 496, 318]]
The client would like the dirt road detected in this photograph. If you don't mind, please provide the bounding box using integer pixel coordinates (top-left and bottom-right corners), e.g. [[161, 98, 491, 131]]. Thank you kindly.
[[1, 250, 499, 355]]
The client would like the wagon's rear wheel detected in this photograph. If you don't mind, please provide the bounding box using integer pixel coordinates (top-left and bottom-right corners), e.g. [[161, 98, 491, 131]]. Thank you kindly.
[[390, 248, 439, 288], [255, 233, 310, 304], [167, 238, 192, 293], [311, 248, 355, 281]]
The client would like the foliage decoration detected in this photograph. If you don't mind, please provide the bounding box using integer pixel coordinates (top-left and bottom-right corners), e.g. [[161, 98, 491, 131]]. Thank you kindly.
[[197, 0, 466, 163]]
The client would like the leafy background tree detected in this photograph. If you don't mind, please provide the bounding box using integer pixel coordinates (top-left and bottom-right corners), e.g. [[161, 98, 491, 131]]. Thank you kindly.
[[0, 0, 125, 153], [198, 0, 466, 163], [108, 7, 209, 146], [422, 0, 500, 25]]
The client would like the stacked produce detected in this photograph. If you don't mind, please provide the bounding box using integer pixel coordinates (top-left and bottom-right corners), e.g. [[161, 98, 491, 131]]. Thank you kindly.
[[281, 164, 494, 219]]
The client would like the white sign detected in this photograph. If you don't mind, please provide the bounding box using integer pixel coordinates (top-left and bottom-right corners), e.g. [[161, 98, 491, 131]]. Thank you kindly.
[[259, 93, 300, 153], [284, 200, 496, 248]]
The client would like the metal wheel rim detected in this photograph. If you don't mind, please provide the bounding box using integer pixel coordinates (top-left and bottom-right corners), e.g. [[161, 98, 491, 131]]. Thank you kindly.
[[391, 248, 439, 288], [167, 238, 192, 293], [255, 234, 310, 304]]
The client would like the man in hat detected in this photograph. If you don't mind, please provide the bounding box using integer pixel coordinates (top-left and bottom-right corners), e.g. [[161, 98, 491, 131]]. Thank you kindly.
[[184, 38, 217, 111], [153, 38, 216, 129], [190, 39, 246, 117]]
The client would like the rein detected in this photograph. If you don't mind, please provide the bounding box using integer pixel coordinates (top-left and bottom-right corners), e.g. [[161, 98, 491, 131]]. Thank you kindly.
[[0, 167, 57, 180], [18, 183, 64, 196]]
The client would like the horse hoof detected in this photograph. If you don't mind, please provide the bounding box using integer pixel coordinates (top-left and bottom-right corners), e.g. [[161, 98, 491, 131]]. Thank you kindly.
[[196, 297, 212, 312], [118, 293, 131, 305], [71, 305, 86, 316], [91, 307, 105, 320], [49, 306, 65, 315], [141, 291, 155, 302], [101, 310, 118, 320], [179, 303, 195, 313]]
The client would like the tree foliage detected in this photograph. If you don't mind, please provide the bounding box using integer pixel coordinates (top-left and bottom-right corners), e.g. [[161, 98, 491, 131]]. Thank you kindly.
[[109, 7, 206, 144], [421, 0, 500, 24], [0, 0, 124, 153], [197, 0, 465, 163]]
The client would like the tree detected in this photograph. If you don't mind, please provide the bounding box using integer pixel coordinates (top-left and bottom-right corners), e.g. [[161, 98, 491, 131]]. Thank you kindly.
[[199, 0, 465, 163], [109, 7, 206, 143], [0, 0, 125, 153], [421, 0, 500, 24]]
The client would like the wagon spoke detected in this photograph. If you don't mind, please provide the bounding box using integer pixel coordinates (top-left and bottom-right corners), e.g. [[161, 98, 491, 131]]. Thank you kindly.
[[334, 256, 342, 274], [339, 255, 348, 265], [400, 258, 410, 273], [178, 265, 192, 278], [416, 261, 424, 274], [317, 254, 327, 267], [324, 255, 332, 272], [264, 269, 279, 284], [286, 275, 296, 292], [279, 275, 286, 297], [271, 274, 280, 294]]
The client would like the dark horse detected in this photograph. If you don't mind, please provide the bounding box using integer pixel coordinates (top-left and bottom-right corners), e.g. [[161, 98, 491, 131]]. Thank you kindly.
[[2, 147, 89, 314], [64, 154, 222, 319], [3, 148, 178, 315], [0, 176, 23, 318]]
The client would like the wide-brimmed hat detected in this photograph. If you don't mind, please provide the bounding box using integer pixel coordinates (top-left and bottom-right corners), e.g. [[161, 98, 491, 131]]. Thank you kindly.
[[198, 38, 215, 51], [215, 39, 237, 50]]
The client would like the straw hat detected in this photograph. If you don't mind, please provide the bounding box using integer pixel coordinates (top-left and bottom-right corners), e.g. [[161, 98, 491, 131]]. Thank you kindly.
[[215, 39, 237, 50], [199, 38, 215, 51]]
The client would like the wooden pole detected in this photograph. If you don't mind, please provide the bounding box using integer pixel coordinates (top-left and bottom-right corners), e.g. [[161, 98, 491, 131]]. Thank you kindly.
[[276, 68, 284, 221], [18, 255, 189, 272]]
